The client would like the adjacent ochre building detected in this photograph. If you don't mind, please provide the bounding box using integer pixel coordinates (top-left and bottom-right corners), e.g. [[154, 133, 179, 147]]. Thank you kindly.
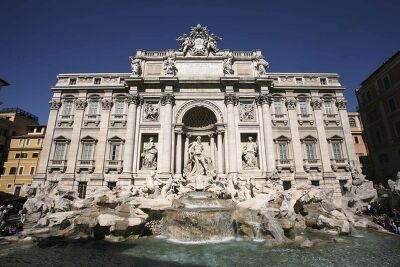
[[0, 125, 45, 196], [348, 112, 370, 177], [33, 25, 359, 198], [356, 51, 400, 182]]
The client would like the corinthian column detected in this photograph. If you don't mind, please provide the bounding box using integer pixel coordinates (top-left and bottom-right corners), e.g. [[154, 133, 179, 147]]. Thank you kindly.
[[160, 93, 175, 174], [217, 129, 224, 175], [257, 94, 276, 174], [224, 93, 238, 175], [209, 133, 215, 167], [121, 94, 140, 178], [175, 128, 183, 176]]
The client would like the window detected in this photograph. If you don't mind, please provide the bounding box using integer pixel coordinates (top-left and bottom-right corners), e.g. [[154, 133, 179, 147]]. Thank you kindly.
[[354, 136, 359, 144], [295, 77, 303, 84], [18, 166, 24, 175], [279, 143, 288, 160], [37, 138, 41, 145], [21, 153, 28, 158], [69, 78, 77, 85], [94, 78, 101, 85], [320, 78, 327, 85], [107, 182, 117, 190], [383, 76, 391, 90], [32, 152, 39, 158], [54, 143, 67, 160], [388, 98, 396, 112], [110, 143, 121, 160], [9, 167, 16, 175], [78, 182, 87, 199], [332, 142, 343, 159], [114, 100, 125, 115], [311, 180, 319, 186], [18, 139, 23, 146], [299, 100, 308, 115], [349, 118, 357, 128], [324, 101, 334, 114], [62, 101, 73, 116], [87, 101, 99, 116], [15, 153, 20, 159], [26, 139, 30, 145], [7, 184, 12, 189], [305, 143, 316, 159], [30, 166, 35, 175], [81, 143, 94, 160], [274, 101, 284, 115]]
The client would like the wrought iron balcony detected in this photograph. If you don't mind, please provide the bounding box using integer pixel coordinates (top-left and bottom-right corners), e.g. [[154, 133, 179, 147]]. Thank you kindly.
[[105, 160, 123, 173]]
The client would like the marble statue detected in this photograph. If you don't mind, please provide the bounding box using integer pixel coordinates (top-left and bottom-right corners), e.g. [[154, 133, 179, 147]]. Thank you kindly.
[[226, 174, 239, 202], [239, 103, 255, 121], [163, 56, 177, 76], [223, 53, 234, 75], [129, 57, 141, 76], [185, 136, 211, 177], [144, 103, 159, 121], [141, 137, 158, 170], [242, 136, 258, 169], [176, 34, 192, 55], [255, 56, 269, 76], [176, 24, 221, 56], [206, 34, 221, 55]]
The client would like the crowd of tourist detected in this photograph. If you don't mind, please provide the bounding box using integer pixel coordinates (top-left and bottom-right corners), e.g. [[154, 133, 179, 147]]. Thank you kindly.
[[367, 201, 400, 235]]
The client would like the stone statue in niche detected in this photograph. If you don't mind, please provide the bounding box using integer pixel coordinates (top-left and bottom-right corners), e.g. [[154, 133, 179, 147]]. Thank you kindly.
[[143, 102, 159, 121], [163, 56, 177, 76], [239, 103, 255, 121], [255, 56, 269, 76], [242, 136, 258, 169], [141, 137, 158, 170], [129, 56, 141, 76]]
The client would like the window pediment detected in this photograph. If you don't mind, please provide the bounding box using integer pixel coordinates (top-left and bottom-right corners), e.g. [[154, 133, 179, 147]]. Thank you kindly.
[[54, 136, 71, 143], [81, 136, 98, 143], [301, 135, 317, 143], [327, 135, 343, 142], [108, 136, 125, 143], [274, 135, 291, 143]]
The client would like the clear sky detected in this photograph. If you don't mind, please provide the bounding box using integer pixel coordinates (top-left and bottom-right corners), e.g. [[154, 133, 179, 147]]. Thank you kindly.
[[0, 0, 399, 123]]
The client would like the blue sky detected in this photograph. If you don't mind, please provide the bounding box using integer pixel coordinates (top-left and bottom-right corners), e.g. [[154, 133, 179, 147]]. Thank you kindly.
[[0, 0, 399, 123]]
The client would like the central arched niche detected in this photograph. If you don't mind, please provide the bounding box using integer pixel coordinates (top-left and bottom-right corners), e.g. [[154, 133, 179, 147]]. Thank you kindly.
[[182, 106, 217, 129]]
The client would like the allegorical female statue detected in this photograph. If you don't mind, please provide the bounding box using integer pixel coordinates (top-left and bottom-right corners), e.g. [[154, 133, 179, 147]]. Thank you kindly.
[[141, 137, 158, 169], [242, 136, 258, 169]]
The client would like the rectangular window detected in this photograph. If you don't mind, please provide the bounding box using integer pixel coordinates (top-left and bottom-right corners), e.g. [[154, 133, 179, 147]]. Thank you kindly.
[[324, 101, 333, 114], [388, 98, 396, 112], [9, 167, 16, 175], [332, 142, 343, 159], [69, 78, 77, 85], [18, 166, 24, 175], [274, 101, 283, 115], [63, 101, 73, 116], [21, 153, 28, 158], [94, 78, 101, 85], [299, 101, 308, 115], [110, 144, 121, 160], [88, 101, 99, 115], [115, 101, 125, 115], [82, 143, 94, 160], [349, 118, 357, 128], [354, 136, 359, 144], [26, 139, 30, 145], [54, 143, 66, 160], [320, 78, 327, 85], [383, 76, 391, 90], [30, 166, 35, 175], [78, 182, 87, 199], [15, 153, 21, 159], [295, 77, 303, 84], [305, 143, 316, 159], [279, 143, 288, 160], [37, 138, 41, 145], [32, 152, 39, 158], [18, 139, 23, 146]]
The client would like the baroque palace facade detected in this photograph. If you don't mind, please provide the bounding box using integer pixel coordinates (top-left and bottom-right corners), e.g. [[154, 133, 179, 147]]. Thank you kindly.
[[33, 25, 358, 197]]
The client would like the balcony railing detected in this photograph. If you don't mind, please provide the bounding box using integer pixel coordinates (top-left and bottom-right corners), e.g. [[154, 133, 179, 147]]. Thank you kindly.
[[48, 159, 67, 173], [105, 160, 123, 173], [271, 113, 288, 126], [84, 114, 101, 126], [323, 113, 340, 126], [330, 158, 350, 172], [276, 158, 294, 172], [110, 114, 127, 126], [76, 159, 95, 173], [297, 113, 314, 125], [303, 158, 322, 172], [57, 114, 74, 126]]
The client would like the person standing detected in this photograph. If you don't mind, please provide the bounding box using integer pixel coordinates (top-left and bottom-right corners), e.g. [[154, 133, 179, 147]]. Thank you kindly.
[[50, 200, 55, 213]]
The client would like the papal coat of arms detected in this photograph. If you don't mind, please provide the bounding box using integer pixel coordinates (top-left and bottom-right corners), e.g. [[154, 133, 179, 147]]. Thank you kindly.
[[177, 24, 221, 56]]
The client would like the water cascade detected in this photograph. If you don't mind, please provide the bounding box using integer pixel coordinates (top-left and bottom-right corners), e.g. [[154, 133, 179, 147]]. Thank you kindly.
[[163, 191, 235, 242]]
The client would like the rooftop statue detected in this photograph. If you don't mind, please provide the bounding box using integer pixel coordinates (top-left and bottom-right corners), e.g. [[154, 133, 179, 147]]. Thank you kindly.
[[177, 24, 222, 56]]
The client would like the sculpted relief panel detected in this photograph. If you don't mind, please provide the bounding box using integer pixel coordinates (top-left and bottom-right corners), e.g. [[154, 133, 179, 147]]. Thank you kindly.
[[143, 102, 159, 121], [239, 102, 255, 122]]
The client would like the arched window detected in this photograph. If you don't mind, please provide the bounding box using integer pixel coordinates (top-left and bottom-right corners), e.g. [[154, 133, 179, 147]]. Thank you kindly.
[[349, 118, 357, 128]]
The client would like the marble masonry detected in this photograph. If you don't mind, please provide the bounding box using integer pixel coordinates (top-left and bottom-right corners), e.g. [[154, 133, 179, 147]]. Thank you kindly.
[[32, 25, 359, 200]]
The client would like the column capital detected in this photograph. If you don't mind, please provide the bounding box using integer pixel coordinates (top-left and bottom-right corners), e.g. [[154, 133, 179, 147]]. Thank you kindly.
[[256, 94, 272, 106], [161, 93, 175, 106], [208, 133, 215, 138], [128, 94, 141, 105], [285, 98, 297, 110], [101, 98, 114, 110], [310, 98, 322, 110], [224, 93, 239, 106], [335, 98, 347, 110], [49, 99, 61, 110], [174, 129, 184, 135], [75, 99, 87, 110]]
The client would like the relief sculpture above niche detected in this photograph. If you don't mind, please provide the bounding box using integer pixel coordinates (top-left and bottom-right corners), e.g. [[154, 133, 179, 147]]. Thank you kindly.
[[143, 102, 159, 121], [239, 102, 255, 121]]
